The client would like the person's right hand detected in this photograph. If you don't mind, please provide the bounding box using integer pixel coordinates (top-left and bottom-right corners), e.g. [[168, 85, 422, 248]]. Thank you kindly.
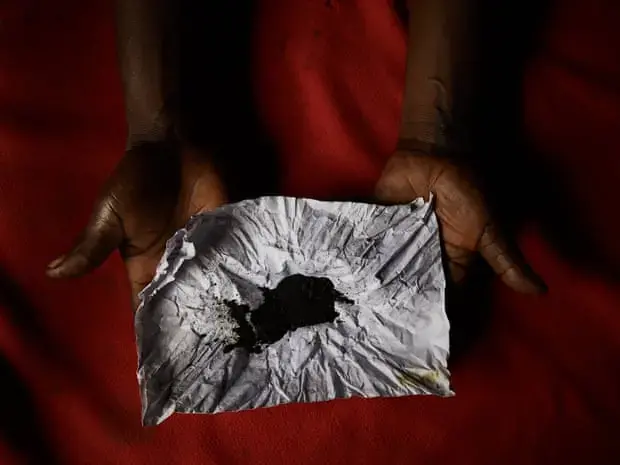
[[46, 141, 227, 307]]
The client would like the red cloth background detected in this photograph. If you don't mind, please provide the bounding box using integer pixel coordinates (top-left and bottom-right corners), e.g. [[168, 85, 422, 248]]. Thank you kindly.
[[1, 1, 619, 464]]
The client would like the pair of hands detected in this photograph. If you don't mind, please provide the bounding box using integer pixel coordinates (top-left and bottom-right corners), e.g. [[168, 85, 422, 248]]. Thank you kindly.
[[46, 140, 545, 307]]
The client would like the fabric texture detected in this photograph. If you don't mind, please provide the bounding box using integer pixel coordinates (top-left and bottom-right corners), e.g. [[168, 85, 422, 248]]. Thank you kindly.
[[0, 0, 619, 464]]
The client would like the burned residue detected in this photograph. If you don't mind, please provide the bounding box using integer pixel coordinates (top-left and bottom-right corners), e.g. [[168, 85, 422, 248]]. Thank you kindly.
[[224, 300, 260, 353], [224, 275, 353, 353]]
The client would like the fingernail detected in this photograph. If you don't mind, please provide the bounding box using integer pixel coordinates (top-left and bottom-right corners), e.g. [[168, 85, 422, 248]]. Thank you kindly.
[[47, 255, 65, 269]]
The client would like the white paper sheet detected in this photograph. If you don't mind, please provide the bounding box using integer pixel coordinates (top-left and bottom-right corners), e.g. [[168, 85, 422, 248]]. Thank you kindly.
[[136, 196, 452, 426]]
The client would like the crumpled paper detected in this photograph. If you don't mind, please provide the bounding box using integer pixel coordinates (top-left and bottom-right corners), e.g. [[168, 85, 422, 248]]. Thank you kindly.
[[136, 196, 452, 426]]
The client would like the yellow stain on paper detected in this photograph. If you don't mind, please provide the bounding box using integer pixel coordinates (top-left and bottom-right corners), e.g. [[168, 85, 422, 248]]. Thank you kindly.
[[396, 368, 441, 390]]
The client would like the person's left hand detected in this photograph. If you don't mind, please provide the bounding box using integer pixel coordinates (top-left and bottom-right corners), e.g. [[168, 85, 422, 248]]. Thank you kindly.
[[375, 141, 546, 293]]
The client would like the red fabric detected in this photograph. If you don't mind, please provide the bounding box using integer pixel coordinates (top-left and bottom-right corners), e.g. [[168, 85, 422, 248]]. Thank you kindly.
[[1, 1, 619, 464]]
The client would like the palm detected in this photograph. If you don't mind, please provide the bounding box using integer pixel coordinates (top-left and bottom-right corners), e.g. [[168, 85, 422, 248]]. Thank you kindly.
[[47, 142, 226, 306], [49, 142, 544, 305], [376, 149, 545, 293]]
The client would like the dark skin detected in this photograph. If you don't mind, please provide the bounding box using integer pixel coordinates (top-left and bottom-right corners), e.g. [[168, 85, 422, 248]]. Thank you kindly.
[[376, 140, 545, 293], [47, 142, 226, 308], [47, 0, 545, 306]]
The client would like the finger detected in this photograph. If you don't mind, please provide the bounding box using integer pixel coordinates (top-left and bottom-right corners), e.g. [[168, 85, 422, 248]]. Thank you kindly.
[[478, 222, 547, 294], [46, 199, 123, 278], [443, 242, 474, 284]]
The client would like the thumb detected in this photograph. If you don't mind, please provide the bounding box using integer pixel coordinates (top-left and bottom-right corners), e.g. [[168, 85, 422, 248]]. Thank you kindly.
[[478, 221, 547, 294], [46, 198, 123, 278]]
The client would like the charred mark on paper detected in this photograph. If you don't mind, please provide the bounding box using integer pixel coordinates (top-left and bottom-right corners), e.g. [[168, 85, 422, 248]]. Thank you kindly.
[[223, 274, 353, 353]]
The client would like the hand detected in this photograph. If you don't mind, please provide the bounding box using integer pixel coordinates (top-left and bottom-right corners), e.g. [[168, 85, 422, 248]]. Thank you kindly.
[[46, 140, 227, 307], [375, 141, 546, 293]]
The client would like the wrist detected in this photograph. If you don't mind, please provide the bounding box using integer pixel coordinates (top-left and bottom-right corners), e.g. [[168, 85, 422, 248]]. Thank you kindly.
[[396, 137, 434, 155], [125, 107, 175, 150], [399, 79, 451, 149]]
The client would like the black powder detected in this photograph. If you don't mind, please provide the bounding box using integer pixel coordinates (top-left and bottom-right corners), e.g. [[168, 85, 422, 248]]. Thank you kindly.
[[223, 274, 353, 353]]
